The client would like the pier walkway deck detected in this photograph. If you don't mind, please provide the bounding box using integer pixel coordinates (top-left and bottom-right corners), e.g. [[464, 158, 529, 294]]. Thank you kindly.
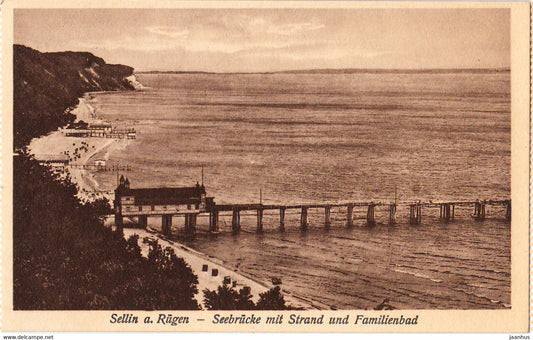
[[119, 198, 511, 237]]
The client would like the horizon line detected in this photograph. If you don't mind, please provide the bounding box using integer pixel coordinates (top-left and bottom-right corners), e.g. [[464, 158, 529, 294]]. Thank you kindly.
[[135, 67, 511, 75]]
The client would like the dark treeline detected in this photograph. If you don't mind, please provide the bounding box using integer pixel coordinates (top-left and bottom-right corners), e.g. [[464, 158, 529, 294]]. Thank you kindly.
[[203, 284, 296, 310], [13, 44, 134, 148], [14, 153, 200, 309]]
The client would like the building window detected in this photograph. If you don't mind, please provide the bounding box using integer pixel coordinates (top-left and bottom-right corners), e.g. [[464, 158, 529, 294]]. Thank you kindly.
[[187, 204, 191, 210], [151, 205, 154, 211], [139, 206, 142, 212], [163, 206, 167, 210]]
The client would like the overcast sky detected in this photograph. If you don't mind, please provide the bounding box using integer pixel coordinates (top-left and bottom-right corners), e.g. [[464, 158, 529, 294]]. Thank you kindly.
[[14, 8, 509, 72]]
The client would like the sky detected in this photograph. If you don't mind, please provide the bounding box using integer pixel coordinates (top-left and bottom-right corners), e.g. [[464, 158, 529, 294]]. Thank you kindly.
[[14, 8, 509, 73]]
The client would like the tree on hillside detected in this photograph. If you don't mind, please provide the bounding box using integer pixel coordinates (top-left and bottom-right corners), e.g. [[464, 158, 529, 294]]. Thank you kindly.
[[256, 286, 290, 310], [203, 283, 255, 310], [203, 283, 294, 310]]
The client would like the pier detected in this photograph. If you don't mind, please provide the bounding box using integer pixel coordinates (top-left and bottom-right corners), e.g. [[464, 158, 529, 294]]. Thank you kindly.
[[114, 178, 510, 237], [206, 199, 510, 233], [113, 176, 510, 237], [64, 124, 136, 139], [68, 164, 132, 172]]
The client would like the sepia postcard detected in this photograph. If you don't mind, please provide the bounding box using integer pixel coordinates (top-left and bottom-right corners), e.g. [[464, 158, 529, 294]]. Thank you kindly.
[[1, 0, 530, 334]]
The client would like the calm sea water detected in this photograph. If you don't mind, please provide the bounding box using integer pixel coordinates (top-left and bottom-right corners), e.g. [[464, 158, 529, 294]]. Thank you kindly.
[[91, 71, 510, 309]]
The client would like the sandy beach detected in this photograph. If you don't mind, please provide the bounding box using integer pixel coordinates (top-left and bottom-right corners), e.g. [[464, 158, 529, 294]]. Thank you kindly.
[[122, 227, 318, 309], [28, 96, 129, 202], [28, 93, 318, 310]]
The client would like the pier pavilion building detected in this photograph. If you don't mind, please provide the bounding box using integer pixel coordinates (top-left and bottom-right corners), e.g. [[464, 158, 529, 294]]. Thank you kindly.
[[114, 176, 211, 235]]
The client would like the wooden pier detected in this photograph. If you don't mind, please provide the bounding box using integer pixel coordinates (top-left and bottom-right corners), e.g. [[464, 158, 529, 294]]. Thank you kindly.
[[113, 180, 510, 237], [64, 126, 136, 139], [202, 199, 511, 235], [68, 164, 132, 172], [119, 199, 511, 237]]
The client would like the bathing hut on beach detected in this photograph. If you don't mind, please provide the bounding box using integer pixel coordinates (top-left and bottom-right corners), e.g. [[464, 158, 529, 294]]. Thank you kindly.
[[88, 123, 112, 137], [64, 121, 91, 137], [36, 154, 69, 172], [64, 129, 90, 137], [94, 159, 106, 169]]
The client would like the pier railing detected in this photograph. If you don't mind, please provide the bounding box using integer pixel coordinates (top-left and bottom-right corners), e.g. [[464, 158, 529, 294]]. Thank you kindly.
[[118, 198, 511, 237], [208, 199, 510, 233]]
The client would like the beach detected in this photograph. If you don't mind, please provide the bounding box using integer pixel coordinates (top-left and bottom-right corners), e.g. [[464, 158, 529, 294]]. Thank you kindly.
[[122, 227, 321, 309], [28, 96, 128, 202]]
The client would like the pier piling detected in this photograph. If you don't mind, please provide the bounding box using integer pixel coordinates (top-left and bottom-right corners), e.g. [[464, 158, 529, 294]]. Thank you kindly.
[[185, 213, 197, 236], [209, 210, 219, 232], [324, 206, 331, 229], [452, 204, 455, 220], [346, 205, 354, 228], [473, 201, 486, 220], [367, 204, 375, 226], [279, 207, 286, 231], [191, 214, 197, 234], [440, 203, 454, 222], [138, 215, 148, 229], [232, 209, 241, 233], [300, 207, 308, 231], [389, 204, 396, 224], [409, 204, 422, 224], [257, 209, 263, 233], [115, 213, 123, 229], [162, 214, 172, 236]]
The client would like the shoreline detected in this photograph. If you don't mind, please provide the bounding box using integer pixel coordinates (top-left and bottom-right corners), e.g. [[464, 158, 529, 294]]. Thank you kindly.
[[29, 92, 320, 310], [28, 95, 128, 202], [121, 227, 321, 310]]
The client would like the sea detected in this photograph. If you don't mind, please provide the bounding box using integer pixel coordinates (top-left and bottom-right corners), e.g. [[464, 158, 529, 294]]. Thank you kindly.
[[89, 70, 510, 310]]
